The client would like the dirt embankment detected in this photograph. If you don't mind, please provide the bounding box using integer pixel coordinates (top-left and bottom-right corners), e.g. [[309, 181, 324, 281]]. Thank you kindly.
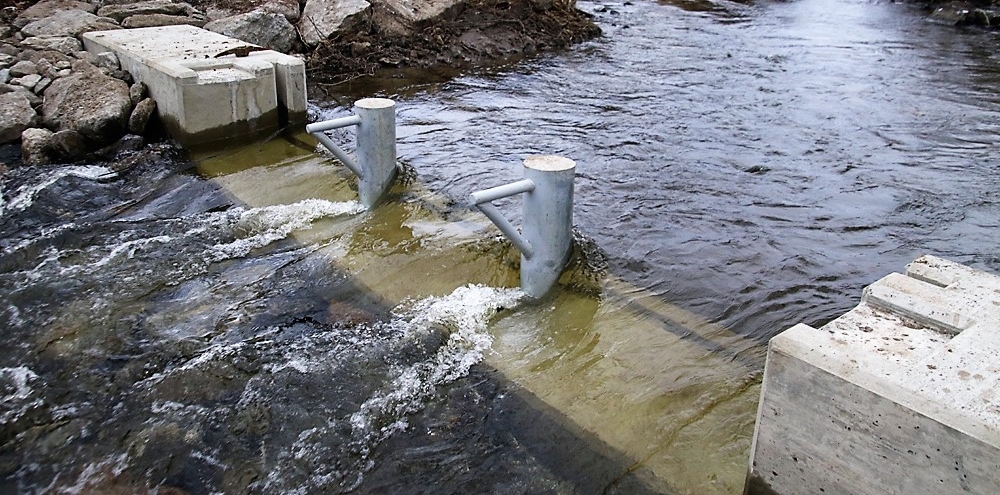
[[306, 0, 601, 85]]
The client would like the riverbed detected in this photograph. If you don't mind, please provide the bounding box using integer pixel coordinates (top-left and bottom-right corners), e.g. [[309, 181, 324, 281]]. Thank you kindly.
[[2, 0, 998, 493]]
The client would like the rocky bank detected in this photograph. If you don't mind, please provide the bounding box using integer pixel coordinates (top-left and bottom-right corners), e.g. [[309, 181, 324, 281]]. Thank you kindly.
[[0, 0, 598, 170], [924, 0, 1000, 27]]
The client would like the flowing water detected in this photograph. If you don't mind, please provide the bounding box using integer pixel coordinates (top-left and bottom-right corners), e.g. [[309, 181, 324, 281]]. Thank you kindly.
[[2, 0, 999, 493]]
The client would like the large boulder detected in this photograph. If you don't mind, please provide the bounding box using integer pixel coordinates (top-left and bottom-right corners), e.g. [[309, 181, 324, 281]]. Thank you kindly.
[[205, 11, 300, 53], [13, 0, 97, 29], [122, 14, 208, 28], [96, 1, 196, 22], [42, 67, 132, 144], [298, 0, 370, 47], [0, 92, 39, 143], [380, 0, 464, 25], [20, 37, 84, 56], [21, 10, 122, 38]]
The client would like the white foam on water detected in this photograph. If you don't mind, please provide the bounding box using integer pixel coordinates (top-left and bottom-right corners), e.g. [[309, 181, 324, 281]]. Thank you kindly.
[[350, 284, 524, 436], [5, 304, 25, 328], [92, 235, 174, 268], [3, 222, 79, 255], [211, 199, 364, 259], [0, 366, 39, 402], [257, 284, 525, 494], [265, 357, 312, 374], [0, 165, 115, 217], [47, 453, 132, 495]]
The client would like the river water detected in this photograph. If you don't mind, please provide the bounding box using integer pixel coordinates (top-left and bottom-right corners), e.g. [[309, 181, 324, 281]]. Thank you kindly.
[[2, 0, 998, 493]]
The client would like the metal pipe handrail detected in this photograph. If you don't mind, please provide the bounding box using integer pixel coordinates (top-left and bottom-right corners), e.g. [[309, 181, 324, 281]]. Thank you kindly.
[[305, 115, 361, 133], [475, 202, 534, 259], [312, 131, 363, 178], [469, 179, 535, 206]]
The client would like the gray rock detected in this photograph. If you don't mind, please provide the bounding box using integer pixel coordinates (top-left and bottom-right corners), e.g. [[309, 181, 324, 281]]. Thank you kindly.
[[129, 81, 147, 106], [205, 11, 300, 53], [12, 74, 43, 91], [958, 8, 993, 26], [42, 69, 131, 144], [21, 127, 55, 165], [122, 13, 208, 28], [9, 61, 37, 78], [0, 54, 14, 69], [14, 0, 97, 29], [55, 60, 71, 70], [298, 0, 370, 47], [2, 85, 44, 108], [0, 70, 8, 85], [56, 69, 72, 78], [93, 133, 144, 159], [73, 51, 98, 65], [97, 1, 195, 22], [381, 0, 464, 25], [20, 36, 83, 56], [128, 98, 156, 134], [18, 49, 74, 66], [21, 10, 121, 38], [50, 129, 86, 160], [96, 52, 120, 71], [0, 45, 17, 57], [35, 59, 58, 79], [0, 92, 39, 143], [259, 0, 302, 22], [34, 77, 52, 94]]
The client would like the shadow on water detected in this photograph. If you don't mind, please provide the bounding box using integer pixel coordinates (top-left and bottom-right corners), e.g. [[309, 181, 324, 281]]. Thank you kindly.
[[0, 139, 681, 494]]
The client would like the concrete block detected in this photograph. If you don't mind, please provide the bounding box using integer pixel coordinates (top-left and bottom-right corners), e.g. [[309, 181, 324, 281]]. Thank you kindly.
[[81, 25, 306, 146], [746, 255, 1000, 495]]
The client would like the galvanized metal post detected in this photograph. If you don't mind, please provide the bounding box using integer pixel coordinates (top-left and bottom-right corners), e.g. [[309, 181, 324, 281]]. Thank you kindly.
[[520, 156, 575, 298], [354, 98, 397, 208], [305, 98, 397, 209], [469, 155, 576, 298]]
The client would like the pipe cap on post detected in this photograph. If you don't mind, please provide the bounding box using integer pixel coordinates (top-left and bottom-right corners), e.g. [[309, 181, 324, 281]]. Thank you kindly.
[[355, 97, 395, 110], [523, 155, 575, 172]]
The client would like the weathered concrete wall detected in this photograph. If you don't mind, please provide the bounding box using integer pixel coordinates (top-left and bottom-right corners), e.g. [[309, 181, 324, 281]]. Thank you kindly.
[[82, 25, 306, 146], [746, 255, 1000, 495]]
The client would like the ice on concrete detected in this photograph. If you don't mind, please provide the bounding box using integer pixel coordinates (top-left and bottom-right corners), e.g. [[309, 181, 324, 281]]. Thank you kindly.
[[82, 25, 306, 146], [746, 255, 1000, 495]]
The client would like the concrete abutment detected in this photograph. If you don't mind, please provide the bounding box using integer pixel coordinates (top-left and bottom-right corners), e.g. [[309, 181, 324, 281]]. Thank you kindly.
[[746, 255, 1000, 495], [82, 25, 307, 147]]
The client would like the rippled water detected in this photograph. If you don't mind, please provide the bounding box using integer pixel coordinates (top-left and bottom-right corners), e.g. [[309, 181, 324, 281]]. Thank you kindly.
[[330, 0, 1000, 340], [2, 0, 999, 493]]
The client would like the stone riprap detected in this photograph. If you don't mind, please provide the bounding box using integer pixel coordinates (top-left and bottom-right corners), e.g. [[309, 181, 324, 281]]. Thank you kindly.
[[82, 25, 306, 146], [746, 255, 1000, 495]]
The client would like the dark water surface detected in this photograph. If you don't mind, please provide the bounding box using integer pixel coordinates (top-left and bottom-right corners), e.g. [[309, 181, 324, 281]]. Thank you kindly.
[[2, 0, 999, 493], [330, 0, 1000, 341]]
